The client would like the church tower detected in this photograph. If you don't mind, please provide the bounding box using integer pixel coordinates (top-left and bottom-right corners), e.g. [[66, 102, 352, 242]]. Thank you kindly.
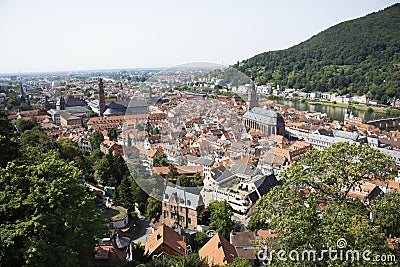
[[19, 73, 25, 103], [98, 78, 106, 117], [56, 95, 66, 110], [247, 79, 259, 110]]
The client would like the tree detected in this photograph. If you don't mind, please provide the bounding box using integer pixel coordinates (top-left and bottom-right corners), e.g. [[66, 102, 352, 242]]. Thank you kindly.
[[135, 123, 144, 131], [14, 117, 39, 132], [189, 231, 210, 252], [194, 172, 203, 186], [107, 127, 118, 141], [0, 152, 106, 266], [93, 153, 128, 187], [93, 153, 114, 186], [114, 175, 136, 212], [90, 130, 104, 150], [87, 110, 98, 118], [226, 258, 253, 267], [19, 126, 59, 160], [59, 139, 92, 178], [145, 197, 161, 222], [167, 164, 179, 181], [347, 124, 358, 132], [0, 110, 18, 167], [371, 192, 400, 237], [150, 253, 208, 267], [152, 156, 168, 167], [131, 177, 148, 215], [208, 200, 234, 239], [59, 138, 82, 161], [179, 174, 195, 187], [234, 4, 400, 102], [148, 127, 158, 135], [249, 142, 398, 266]]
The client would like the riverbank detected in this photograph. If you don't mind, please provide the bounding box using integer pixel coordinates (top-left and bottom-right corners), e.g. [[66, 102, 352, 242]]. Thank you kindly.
[[311, 100, 387, 114], [269, 96, 389, 114]]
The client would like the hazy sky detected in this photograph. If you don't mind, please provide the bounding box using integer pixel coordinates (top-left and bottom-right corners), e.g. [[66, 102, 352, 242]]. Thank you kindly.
[[0, 0, 397, 73]]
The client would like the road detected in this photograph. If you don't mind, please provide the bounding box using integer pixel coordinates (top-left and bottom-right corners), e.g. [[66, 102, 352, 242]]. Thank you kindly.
[[131, 218, 153, 244]]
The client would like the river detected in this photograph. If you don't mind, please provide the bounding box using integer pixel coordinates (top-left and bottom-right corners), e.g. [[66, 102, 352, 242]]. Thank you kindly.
[[274, 99, 390, 122]]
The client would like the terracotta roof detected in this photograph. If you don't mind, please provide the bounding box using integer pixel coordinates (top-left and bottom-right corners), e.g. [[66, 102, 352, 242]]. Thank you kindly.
[[144, 224, 186, 257], [60, 113, 80, 121], [94, 245, 125, 263], [101, 139, 120, 149], [146, 147, 164, 158], [370, 179, 388, 188], [289, 140, 311, 150], [199, 233, 237, 266], [153, 165, 203, 176], [152, 167, 170, 175], [388, 181, 400, 192], [175, 165, 203, 174], [388, 238, 400, 250]]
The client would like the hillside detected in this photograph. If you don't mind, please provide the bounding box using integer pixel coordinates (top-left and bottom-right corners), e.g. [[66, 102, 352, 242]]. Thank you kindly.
[[234, 3, 400, 103]]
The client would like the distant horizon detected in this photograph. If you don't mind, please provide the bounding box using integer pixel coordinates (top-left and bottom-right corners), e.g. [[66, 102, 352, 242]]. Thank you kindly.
[[0, 0, 398, 74], [0, 67, 164, 76]]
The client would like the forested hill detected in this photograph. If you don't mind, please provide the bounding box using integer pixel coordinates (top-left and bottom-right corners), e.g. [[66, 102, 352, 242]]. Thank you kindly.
[[234, 3, 400, 103]]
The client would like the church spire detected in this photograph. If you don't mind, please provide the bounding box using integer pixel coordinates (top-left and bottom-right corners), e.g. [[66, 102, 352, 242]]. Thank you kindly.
[[247, 78, 258, 110], [98, 78, 106, 117], [19, 72, 25, 103]]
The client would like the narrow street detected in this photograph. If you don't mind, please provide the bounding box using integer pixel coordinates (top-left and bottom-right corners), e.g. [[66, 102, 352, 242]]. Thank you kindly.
[[131, 218, 153, 244]]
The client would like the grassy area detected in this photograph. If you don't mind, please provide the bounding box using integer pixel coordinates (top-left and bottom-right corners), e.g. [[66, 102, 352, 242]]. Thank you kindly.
[[107, 206, 128, 221]]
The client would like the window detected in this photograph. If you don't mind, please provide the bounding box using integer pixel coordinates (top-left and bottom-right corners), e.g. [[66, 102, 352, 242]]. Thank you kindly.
[[179, 216, 184, 222], [187, 217, 191, 224]]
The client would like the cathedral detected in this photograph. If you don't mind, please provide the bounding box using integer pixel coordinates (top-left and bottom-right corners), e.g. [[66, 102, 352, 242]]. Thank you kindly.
[[243, 80, 285, 136]]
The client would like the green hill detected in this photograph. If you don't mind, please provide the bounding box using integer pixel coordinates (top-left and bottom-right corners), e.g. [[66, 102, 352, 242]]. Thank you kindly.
[[234, 3, 400, 104]]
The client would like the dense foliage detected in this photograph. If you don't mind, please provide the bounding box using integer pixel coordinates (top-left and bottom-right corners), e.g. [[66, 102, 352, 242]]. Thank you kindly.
[[249, 143, 399, 266], [0, 112, 107, 267], [235, 4, 400, 104], [0, 111, 162, 266], [208, 200, 234, 239], [143, 253, 208, 267]]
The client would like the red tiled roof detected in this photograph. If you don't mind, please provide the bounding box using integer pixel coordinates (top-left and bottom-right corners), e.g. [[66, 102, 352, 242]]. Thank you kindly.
[[199, 233, 237, 266], [144, 224, 186, 257]]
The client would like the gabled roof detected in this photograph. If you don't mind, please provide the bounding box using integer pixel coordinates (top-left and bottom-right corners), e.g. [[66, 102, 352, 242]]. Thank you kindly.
[[230, 230, 277, 260], [243, 107, 279, 126], [230, 163, 260, 177], [254, 174, 282, 196], [144, 224, 186, 257], [163, 185, 204, 209], [193, 157, 214, 167], [210, 166, 235, 184], [101, 139, 121, 150], [332, 129, 360, 141], [199, 233, 237, 266]]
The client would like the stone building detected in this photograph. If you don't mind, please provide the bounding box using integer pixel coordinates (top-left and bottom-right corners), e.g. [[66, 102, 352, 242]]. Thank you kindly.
[[243, 107, 285, 136], [162, 185, 204, 230]]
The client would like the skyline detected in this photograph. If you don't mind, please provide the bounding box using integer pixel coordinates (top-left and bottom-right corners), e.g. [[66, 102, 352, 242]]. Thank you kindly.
[[0, 0, 398, 74]]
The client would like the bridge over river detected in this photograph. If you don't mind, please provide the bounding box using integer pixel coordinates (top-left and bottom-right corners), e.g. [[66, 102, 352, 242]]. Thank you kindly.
[[366, 117, 400, 129]]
